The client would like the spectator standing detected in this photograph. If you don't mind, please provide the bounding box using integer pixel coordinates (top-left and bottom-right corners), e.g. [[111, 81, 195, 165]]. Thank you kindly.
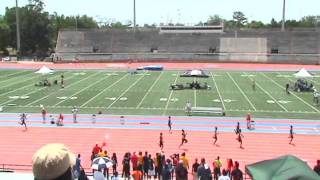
[[180, 152, 189, 170], [122, 152, 131, 179], [218, 169, 230, 180], [143, 151, 149, 178], [197, 158, 212, 180], [138, 151, 144, 172], [231, 161, 243, 180], [213, 156, 222, 180], [72, 106, 79, 123], [92, 114, 96, 124], [112, 153, 118, 174], [41, 107, 47, 123], [93, 168, 105, 180], [57, 113, 64, 126], [132, 167, 143, 180], [147, 154, 155, 179], [226, 159, 233, 177], [92, 144, 102, 156], [314, 160, 320, 175], [131, 152, 138, 170], [175, 160, 188, 180], [74, 154, 82, 178], [192, 158, 200, 180], [162, 162, 172, 180]]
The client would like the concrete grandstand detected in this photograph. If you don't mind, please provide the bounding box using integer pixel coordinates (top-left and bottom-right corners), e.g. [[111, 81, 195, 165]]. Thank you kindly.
[[55, 28, 320, 64]]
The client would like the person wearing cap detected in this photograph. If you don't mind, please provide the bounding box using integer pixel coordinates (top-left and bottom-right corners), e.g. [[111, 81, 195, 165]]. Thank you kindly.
[[32, 143, 75, 180], [314, 160, 320, 175]]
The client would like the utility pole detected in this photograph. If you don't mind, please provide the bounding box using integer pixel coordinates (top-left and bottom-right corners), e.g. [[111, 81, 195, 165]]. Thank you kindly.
[[133, 0, 136, 32], [281, 0, 286, 32], [15, 0, 21, 59]]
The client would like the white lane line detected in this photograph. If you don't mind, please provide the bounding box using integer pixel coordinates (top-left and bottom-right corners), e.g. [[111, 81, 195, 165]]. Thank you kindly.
[[0, 73, 66, 106], [163, 72, 180, 115], [210, 72, 226, 110], [25, 73, 81, 106], [0, 75, 42, 96], [80, 73, 129, 107], [136, 71, 164, 108], [107, 73, 146, 109], [53, 72, 105, 106], [262, 72, 320, 112], [244, 72, 288, 112], [227, 72, 257, 111]]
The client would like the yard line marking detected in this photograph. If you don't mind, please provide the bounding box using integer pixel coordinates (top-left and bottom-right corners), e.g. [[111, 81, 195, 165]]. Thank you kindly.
[[136, 71, 164, 108], [227, 72, 257, 111], [0, 70, 29, 80], [25, 73, 80, 106], [80, 73, 129, 107], [28, 72, 99, 106], [210, 72, 226, 110], [163, 72, 180, 115], [53, 72, 108, 106], [0, 74, 42, 95], [0, 73, 67, 106], [244, 72, 288, 112], [107, 73, 146, 109], [262, 72, 320, 112]]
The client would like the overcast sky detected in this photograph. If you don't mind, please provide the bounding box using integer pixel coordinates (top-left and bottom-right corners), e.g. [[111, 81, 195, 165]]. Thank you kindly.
[[1, 0, 319, 25]]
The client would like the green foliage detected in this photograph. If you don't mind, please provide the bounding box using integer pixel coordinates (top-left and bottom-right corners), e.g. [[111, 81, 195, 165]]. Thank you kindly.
[[0, 16, 10, 52], [233, 11, 247, 27], [207, 15, 224, 25]]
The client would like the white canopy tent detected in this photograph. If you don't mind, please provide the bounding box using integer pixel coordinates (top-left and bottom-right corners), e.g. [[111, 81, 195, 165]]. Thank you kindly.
[[35, 66, 54, 75], [190, 70, 202, 76], [293, 68, 312, 78]]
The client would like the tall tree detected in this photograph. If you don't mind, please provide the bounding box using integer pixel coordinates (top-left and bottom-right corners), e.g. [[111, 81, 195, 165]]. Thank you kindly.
[[0, 16, 10, 53], [233, 11, 247, 27], [207, 15, 224, 25]]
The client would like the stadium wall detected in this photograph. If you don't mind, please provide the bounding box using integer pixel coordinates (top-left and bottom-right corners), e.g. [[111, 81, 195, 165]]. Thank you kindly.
[[55, 29, 320, 64]]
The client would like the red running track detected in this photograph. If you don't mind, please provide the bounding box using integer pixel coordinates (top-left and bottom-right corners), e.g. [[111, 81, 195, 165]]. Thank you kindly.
[[0, 127, 319, 173]]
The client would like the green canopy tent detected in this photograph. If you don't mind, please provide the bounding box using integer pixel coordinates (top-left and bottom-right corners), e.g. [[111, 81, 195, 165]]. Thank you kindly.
[[246, 155, 319, 180]]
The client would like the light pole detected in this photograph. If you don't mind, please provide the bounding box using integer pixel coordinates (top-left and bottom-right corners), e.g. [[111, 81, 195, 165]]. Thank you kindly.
[[133, 0, 136, 31], [15, 0, 21, 59], [281, 0, 286, 32]]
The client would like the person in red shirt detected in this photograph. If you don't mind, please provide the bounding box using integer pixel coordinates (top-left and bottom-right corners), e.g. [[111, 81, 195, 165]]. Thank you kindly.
[[131, 152, 138, 170], [226, 158, 233, 177], [92, 144, 102, 155], [57, 113, 64, 126]]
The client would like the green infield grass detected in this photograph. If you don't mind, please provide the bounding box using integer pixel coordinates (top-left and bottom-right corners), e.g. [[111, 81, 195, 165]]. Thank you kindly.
[[0, 69, 319, 119]]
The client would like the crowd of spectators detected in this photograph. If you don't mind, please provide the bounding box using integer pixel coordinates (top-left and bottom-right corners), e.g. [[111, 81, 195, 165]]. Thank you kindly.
[[90, 144, 244, 180], [31, 143, 320, 180]]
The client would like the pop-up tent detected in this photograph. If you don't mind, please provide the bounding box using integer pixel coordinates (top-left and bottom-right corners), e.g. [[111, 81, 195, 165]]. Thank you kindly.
[[293, 68, 313, 78], [35, 66, 54, 75], [246, 155, 319, 180]]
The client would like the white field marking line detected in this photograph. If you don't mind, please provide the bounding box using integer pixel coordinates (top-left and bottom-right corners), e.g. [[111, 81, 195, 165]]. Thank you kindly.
[[107, 73, 146, 109], [227, 72, 257, 111], [53, 72, 109, 106], [25, 73, 80, 106], [244, 72, 288, 112], [194, 77, 197, 107], [80, 73, 129, 107], [262, 72, 320, 112], [27, 72, 98, 106], [210, 72, 226, 110], [0, 74, 42, 95], [0, 73, 68, 106], [163, 72, 180, 115], [136, 71, 164, 108], [11, 104, 320, 113], [0, 70, 29, 79]]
